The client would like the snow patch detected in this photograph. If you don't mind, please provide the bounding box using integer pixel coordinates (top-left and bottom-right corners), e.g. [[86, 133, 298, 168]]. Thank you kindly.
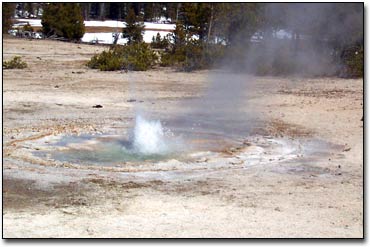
[[81, 31, 172, 45], [14, 19, 175, 31]]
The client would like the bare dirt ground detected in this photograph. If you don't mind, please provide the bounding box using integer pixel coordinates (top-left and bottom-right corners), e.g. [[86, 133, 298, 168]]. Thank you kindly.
[[2, 37, 363, 238]]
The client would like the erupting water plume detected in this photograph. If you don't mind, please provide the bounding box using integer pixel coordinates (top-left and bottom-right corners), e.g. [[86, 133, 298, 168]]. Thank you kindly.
[[132, 115, 169, 155]]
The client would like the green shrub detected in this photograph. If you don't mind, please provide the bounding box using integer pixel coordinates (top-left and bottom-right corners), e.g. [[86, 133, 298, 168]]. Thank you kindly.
[[3, 56, 27, 69], [253, 54, 297, 76], [87, 43, 157, 71], [159, 51, 175, 67], [160, 41, 225, 71], [182, 41, 204, 72], [23, 23, 34, 32], [87, 50, 123, 71], [244, 43, 300, 76], [341, 45, 363, 78], [203, 44, 226, 68]]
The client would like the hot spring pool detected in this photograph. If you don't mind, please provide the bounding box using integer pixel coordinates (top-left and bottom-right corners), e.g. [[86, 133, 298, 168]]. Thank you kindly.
[[34, 134, 180, 166], [28, 115, 343, 170], [32, 115, 240, 166]]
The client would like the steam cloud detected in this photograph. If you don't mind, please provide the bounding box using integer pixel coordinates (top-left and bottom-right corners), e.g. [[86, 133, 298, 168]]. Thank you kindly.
[[128, 3, 363, 152]]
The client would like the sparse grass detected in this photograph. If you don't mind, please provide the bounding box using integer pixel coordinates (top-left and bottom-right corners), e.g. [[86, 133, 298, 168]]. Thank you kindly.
[[3, 56, 27, 69]]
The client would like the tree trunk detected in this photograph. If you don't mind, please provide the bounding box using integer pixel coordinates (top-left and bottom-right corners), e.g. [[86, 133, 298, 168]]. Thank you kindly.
[[118, 5, 122, 21], [99, 3, 105, 20], [207, 4, 214, 46], [176, 3, 181, 22]]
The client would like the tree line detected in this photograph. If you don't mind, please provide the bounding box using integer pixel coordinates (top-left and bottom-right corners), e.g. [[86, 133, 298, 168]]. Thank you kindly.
[[2, 3, 363, 77]]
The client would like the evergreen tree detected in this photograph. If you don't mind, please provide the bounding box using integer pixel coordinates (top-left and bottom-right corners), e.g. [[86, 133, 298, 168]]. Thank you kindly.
[[25, 3, 34, 16], [79, 3, 91, 20], [2, 3, 14, 33], [214, 3, 262, 46], [42, 3, 85, 41], [108, 3, 120, 20], [98, 3, 106, 20], [143, 3, 154, 22], [122, 7, 144, 44], [173, 21, 186, 49], [180, 3, 211, 41], [155, 33, 161, 44], [151, 33, 169, 49], [165, 3, 179, 22]]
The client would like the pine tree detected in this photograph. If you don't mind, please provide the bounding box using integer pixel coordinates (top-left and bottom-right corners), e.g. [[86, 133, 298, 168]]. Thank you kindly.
[[122, 7, 144, 44], [165, 3, 179, 22], [171, 21, 187, 63], [42, 3, 85, 41], [214, 3, 262, 46], [143, 3, 154, 22], [80, 3, 91, 20], [173, 22, 186, 46], [180, 3, 212, 42], [2, 3, 14, 34]]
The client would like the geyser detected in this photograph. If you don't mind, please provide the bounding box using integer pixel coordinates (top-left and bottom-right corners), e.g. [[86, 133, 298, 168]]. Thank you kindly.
[[132, 115, 169, 155], [33, 115, 184, 166]]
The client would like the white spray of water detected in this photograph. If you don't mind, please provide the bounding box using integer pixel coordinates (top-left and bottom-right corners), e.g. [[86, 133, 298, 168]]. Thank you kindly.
[[132, 115, 169, 155]]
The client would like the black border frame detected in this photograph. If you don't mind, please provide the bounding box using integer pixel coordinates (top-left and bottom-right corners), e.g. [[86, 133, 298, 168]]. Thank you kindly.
[[1, 1, 366, 240]]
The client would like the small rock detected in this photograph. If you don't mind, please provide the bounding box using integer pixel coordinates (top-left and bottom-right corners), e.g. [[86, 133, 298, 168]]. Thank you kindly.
[[92, 105, 103, 108], [343, 147, 351, 152], [196, 158, 209, 163], [274, 207, 281, 212], [54, 85, 59, 88], [61, 208, 77, 215], [36, 56, 41, 60], [127, 99, 136, 102], [243, 141, 252, 146], [229, 160, 243, 165]]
